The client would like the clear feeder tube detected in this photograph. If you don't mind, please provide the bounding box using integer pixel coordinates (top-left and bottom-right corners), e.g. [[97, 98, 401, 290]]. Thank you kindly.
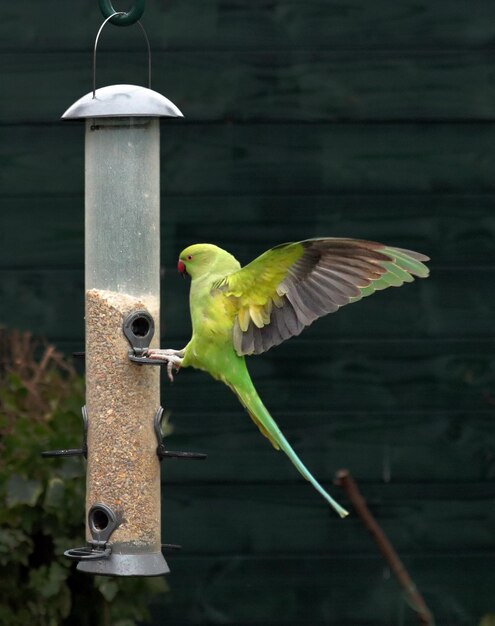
[[82, 116, 166, 575]]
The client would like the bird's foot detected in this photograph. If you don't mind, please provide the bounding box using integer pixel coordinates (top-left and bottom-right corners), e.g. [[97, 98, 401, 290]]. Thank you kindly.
[[145, 349, 184, 382]]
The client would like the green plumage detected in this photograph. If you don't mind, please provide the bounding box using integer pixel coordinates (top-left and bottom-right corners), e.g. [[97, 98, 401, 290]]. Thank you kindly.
[[171, 238, 430, 517]]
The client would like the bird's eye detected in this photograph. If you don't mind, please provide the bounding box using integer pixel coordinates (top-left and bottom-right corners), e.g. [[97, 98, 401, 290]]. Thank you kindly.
[[187, 255, 193, 261]]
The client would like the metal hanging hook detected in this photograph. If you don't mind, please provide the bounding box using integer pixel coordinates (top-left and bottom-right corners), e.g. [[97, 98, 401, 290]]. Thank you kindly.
[[98, 0, 145, 26], [93, 11, 152, 98]]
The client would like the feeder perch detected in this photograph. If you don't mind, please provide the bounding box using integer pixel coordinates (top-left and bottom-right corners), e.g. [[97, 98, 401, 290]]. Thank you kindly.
[[44, 7, 206, 577]]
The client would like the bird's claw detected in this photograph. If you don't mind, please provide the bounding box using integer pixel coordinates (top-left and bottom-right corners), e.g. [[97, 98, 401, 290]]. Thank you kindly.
[[166, 357, 181, 382], [145, 349, 184, 383]]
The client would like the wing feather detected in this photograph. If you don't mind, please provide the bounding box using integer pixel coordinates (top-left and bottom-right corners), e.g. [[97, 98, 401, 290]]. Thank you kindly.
[[216, 238, 429, 356], [286, 288, 319, 325], [278, 297, 303, 335]]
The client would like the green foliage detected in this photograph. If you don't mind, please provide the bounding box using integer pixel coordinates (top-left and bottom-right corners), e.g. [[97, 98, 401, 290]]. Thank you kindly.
[[0, 330, 168, 626]]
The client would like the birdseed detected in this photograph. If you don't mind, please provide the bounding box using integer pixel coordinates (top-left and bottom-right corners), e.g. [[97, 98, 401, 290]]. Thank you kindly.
[[85, 288, 161, 550]]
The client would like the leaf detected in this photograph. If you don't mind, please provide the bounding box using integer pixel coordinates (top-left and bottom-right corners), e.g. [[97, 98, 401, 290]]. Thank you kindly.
[[0, 528, 32, 566], [28, 562, 68, 599], [56, 584, 72, 619], [6, 372, 27, 394], [144, 575, 170, 594], [44, 477, 65, 510], [58, 457, 84, 480], [6, 474, 43, 508], [480, 615, 495, 626], [97, 578, 119, 602]]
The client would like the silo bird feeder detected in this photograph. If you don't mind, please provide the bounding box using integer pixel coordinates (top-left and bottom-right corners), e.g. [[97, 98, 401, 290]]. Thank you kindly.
[[42, 1, 206, 577]]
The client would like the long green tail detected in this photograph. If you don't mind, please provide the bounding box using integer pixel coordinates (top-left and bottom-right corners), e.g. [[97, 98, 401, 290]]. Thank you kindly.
[[232, 380, 349, 518]]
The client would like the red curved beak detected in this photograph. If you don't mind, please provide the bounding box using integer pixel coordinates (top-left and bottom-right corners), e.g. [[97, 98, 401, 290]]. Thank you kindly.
[[177, 259, 187, 277]]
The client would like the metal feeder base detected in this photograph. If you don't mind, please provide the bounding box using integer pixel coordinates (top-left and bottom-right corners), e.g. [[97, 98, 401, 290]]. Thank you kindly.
[[77, 551, 169, 577]]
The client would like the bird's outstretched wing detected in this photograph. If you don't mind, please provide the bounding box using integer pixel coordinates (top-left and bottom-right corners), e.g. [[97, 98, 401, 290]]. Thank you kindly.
[[214, 238, 429, 356]]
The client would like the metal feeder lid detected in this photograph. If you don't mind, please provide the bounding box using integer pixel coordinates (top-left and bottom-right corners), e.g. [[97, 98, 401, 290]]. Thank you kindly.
[[62, 84, 183, 119]]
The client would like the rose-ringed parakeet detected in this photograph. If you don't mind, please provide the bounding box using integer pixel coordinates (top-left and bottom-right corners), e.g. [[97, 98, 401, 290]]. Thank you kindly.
[[147, 238, 429, 518]]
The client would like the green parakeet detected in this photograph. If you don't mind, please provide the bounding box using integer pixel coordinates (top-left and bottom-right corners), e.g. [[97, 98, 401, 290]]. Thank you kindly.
[[147, 238, 429, 517]]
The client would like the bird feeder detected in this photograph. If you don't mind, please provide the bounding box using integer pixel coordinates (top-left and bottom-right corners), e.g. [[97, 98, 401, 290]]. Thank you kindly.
[[41, 5, 205, 577]]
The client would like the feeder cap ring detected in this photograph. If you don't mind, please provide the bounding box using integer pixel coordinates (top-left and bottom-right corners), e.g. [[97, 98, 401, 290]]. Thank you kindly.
[[62, 84, 183, 120]]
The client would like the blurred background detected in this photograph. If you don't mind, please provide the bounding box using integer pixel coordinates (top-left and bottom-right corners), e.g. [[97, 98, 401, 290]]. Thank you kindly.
[[1, 1, 494, 624]]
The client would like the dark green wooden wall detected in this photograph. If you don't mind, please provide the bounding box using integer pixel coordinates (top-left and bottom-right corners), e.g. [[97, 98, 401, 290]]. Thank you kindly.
[[1, 1, 495, 624]]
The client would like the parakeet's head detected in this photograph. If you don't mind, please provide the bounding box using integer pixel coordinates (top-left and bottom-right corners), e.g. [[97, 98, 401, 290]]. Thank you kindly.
[[177, 244, 240, 279]]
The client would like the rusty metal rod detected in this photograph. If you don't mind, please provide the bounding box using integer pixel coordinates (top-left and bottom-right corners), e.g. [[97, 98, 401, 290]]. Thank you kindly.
[[334, 469, 434, 626]]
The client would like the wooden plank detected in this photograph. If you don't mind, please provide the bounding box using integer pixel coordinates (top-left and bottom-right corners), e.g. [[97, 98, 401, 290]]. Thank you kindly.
[[175, 193, 494, 268], [4, 51, 495, 123], [149, 554, 494, 625], [0, 197, 84, 269], [160, 482, 495, 556], [158, 336, 495, 414], [159, 406, 495, 484], [0, 266, 493, 341], [3, 1, 495, 52], [3, 123, 495, 197], [3, 194, 495, 269], [0, 270, 85, 342]]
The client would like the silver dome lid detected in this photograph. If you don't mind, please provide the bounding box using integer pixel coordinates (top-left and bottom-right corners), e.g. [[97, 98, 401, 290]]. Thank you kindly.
[[62, 84, 183, 119]]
